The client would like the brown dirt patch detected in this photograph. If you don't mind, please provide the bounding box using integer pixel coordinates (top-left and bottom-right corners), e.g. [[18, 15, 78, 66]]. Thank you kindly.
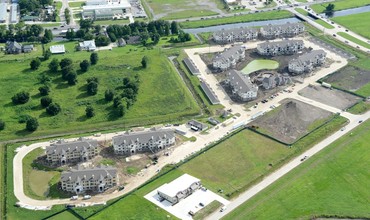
[[323, 66, 370, 92]]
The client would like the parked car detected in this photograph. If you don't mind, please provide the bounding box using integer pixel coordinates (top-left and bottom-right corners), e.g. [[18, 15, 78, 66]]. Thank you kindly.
[[70, 196, 78, 200], [83, 195, 91, 200], [66, 204, 76, 208], [359, 120, 363, 123], [300, 156, 308, 161], [199, 202, 205, 207], [220, 206, 227, 212]]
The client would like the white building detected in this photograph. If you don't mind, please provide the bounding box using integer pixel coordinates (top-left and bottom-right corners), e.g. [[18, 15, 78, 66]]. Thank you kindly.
[[288, 49, 326, 75], [112, 129, 176, 155], [212, 44, 246, 71], [78, 40, 96, 51], [82, 0, 131, 20], [260, 23, 305, 39], [213, 27, 258, 44], [157, 174, 201, 205], [257, 40, 304, 56], [50, 45, 66, 54], [226, 69, 258, 102]]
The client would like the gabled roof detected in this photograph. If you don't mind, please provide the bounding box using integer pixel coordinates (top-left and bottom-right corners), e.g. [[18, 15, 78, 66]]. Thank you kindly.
[[46, 137, 98, 155], [6, 41, 22, 50], [213, 44, 245, 63], [157, 174, 200, 197], [50, 45, 65, 54], [79, 40, 96, 49], [257, 39, 303, 49], [112, 129, 175, 146], [289, 49, 326, 66], [261, 22, 304, 32], [213, 27, 258, 37], [61, 165, 117, 182], [228, 69, 258, 94]]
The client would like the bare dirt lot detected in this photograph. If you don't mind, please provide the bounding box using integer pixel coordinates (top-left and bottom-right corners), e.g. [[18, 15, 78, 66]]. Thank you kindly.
[[323, 66, 370, 92], [299, 85, 362, 110], [249, 99, 333, 143]]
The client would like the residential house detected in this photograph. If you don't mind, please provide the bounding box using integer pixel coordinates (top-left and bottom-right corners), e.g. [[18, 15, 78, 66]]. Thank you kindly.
[[112, 129, 175, 155], [213, 27, 258, 44], [117, 38, 126, 47], [212, 44, 246, 71], [78, 40, 97, 51], [5, 41, 22, 54], [45, 137, 99, 165], [257, 40, 304, 56], [188, 120, 208, 131], [288, 49, 326, 74], [260, 23, 305, 39], [60, 165, 117, 194], [22, 45, 34, 53], [226, 69, 258, 101], [157, 174, 201, 205]]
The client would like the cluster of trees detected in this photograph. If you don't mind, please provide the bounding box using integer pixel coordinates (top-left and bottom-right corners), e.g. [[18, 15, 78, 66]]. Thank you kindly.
[[325, 3, 335, 16], [65, 8, 71, 25], [19, 0, 53, 15], [169, 30, 192, 43], [0, 23, 53, 43], [66, 20, 111, 46]]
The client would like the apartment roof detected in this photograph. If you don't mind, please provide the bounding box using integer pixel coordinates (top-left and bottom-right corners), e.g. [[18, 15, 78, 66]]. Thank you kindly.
[[157, 174, 200, 197], [261, 22, 304, 32], [10, 4, 17, 23], [61, 165, 117, 182], [213, 27, 258, 37], [183, 58, 200, 75], [290, 49, 326, 65], [46, 137, 98, 155], [228, 69, 258, 94], [257, 39, 303, 49], [200, 81, 220, 105], [112, 129, 175, 146], [213, 44, 244, 63]]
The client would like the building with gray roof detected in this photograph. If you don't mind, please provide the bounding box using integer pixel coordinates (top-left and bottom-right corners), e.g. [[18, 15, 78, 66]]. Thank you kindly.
[[0, 3, 7, 23], [212, 44, 246, 71], [226, 69, 258, 102], [260, 23, 305, 39], [213, 27, 258, 44], [200, 81, 220, 105], [10, 4, 18, 23], [257, 40, 304, 56], [288, 49, 326, 75], [183, 57, 200, 75], [61, 165, 117, 194], [187, 120, 208, 131], [112, 129, 175, 155], [82, 0, 131, 20], [46, 137, 99, 165], [5, 41, 22, 54]]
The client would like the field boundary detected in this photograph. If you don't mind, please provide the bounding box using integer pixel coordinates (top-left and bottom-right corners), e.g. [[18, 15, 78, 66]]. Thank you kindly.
[[0, 145, 7, 220], [317, 76, 367, 99]]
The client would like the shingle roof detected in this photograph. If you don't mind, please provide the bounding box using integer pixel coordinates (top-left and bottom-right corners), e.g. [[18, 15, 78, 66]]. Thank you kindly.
[[183, 58, 200, 75], [228, 69, 258, 94], [257, 39, 303, 49], [200, 81, 220, 105], [46, 137, 98, 155], [213, 44, 244, 63], [157, 174, 200, 197], [290, 49, 326, 66], [61, 165, 117, 182], [112, 129, 175, 146], [213, 27, 258, 38], [261, 22, 304, 33]]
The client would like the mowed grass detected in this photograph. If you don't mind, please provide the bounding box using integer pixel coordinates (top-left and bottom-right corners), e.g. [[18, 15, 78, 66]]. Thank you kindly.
[[310, 0, 370, 13], [93, 19, 130, 25], [48, 210, 80, 220], [179, 10, 293, 29], [0, 41, 199, 141], [315, 19, 335, 29], [68, 1, 85, 8], [28, 170, 57, 197], [161, 10, 219, 20], [332, 11, 370, 39], [337, 32, 370, 49], [224, 119, 370, 220], [180, 130, 290, 198]]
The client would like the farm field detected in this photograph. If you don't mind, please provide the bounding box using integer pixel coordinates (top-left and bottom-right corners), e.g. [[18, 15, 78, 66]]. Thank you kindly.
[[0, 41, 200, 142], [337, 32, 370, 49], [332, 12, 370, 38], [223, 119, 370, 220], [179, 10, 293, 29], [310, 0, 370, 13]]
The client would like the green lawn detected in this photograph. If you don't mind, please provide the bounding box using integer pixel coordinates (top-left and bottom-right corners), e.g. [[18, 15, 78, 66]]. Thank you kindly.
[[310, 0, 370, 13], [93, 19, 130, 26], [193, 200, 223, 220], [337, 32, 370, 49], [0, 145, 5, 220], [161, 10, 219, 20], [295, 8, 309, 16], [48, 210, 80, 220], [180, 130, 290, 198], [347, 101, 370, 114], [55, 2, 63, 22], [68, 1, 85, 8], [179, 10, 293, 29], [0, 41, 199, 142], [315, 19, 335, 29], [332, 11, 370, 39], [223, 119, 370, 220]]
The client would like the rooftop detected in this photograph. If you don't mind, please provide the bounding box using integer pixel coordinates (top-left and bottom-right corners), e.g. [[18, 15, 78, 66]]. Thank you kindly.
[[112, 129, 175, 145], [183, 58, 200, 75], [228, 69, 258, 94], [157, 174, 200, 197], [61, 165, 117, 182], [50, 45, 66, 54], [46, 137, 98, 155], [213, 44, 245, 63], [200, 81, 220, 105]]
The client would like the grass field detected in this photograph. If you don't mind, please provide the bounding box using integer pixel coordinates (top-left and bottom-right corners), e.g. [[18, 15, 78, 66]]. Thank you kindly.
[[68, 1, 85, 8], [295, 8, 309, 16], [55, 2, 63, 22], [193, 200, 222, 220], [347, 101, 370, 114], [48, 210, 80, 220], [333, 11, 370, 39], [0, 41, 200, 142], [93, 19, 131, 26], [0, 145, 5, 220], [224, 119, 370, 220], [161, 10, 219, 20], [179, 10, 293, 29], [315, 19, 335, 29], [337, 32, 370, 49], [310, 0, 370, 13]]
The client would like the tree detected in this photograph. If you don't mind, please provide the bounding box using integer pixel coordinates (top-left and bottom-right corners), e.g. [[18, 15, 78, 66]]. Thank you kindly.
[[141, 56, 148, 68], [87, 81, 98, 95], [26, 117, 39, 131], [326, 3, 335, 12], [80, 59, 90, 72], [105, 89, 114, 101], [30, 57, 41, 70], [12, 91, 30, 104], [79, 19, 93, 29], [90, 52, 98, 65], [48, 58, 59, 72], [117, 104, 126, 117], [171, 21, 179, 35], [85, 106, 95, 118], [60, 58, 73, 69], [61, 65, 75, 80], [95, 35, 111, 46], [42, 29, 53, 43], [140, 32, 149, 46], [46, 103, 61, 115], [151, 33, 160, 45], [86, 77, 98, 83], [66, 28, 75, 40], [65, 8, 71, 25], [40, 96, 52, 107], [66, 72, 78, 85], [38, 85, 50, 96], [43, 49, 51, 60], [75, 29, 86, 39], [0, 119, 5, 131], [113, 96, 122, 108]]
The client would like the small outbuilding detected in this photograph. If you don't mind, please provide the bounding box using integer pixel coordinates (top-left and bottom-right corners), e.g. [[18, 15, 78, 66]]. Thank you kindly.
[[50, 45, 66, 54], [117, 38, 126, 47], [78, 40, 96, 51], [188, 120, 208, 131]]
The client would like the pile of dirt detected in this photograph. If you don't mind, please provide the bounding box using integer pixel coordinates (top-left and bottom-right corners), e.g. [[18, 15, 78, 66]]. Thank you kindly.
[[251, 99, 333, 143]]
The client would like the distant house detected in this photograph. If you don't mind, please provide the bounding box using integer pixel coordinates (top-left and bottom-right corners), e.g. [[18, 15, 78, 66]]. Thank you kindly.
[[212, 44, 246, 71], [257, 40, 304, 56], [61, 165, 117, 194], [288, 50, 326, 75], [5, 41, 22, 54], [126, 36, 141, 44], [260, 23, 305, 39], [78, 40, 97, 51], [188, 120, 208, 131], [117, 38, 126, 47], [226, 69, 258, 102], [213, 27, 258, 44], [22, 45, 34, 53], [50, 45, 66, 54]]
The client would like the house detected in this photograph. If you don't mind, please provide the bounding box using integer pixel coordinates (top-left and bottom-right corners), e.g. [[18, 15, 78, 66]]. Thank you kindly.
[[183, 58, 200, 75], [5, 41, 22, 54], [82, 0, 131, 20], [255, 73, 292, 90], [260, 23, 305, 39], [78, 40, 97, 51], [50, 45, 66, 54], [22, 45, 34, 53], [126, 36, 141, 44], [45, 137, 99, 165], [257, 40, 304, 56], [288, 49, 326, 75], [213, 27, 258, 44], [226, 69, 258, 102], [112, 129, 175, 155], [60, 165, 117, 194], [157, 174, 201, 205], [117, 38, 126, 47], [188, 120, 208, 131], [212, 44, 246, 71]]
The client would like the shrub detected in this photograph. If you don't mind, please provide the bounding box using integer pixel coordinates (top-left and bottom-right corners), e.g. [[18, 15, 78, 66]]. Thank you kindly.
[[40, 96, 53, 108], [26, 117, 39, 131], [90, 52, 98, 65], [85, 106, 95, 118], [30, 57, 41, 70], [38, 85, 50, 96], [46, 103, 61, 116], [87, 81, 98, 95], [105, 89, 114, 101], [80, 59, 90, 72], [0, 119, 5, 130], [12, 91, 30, 105]]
